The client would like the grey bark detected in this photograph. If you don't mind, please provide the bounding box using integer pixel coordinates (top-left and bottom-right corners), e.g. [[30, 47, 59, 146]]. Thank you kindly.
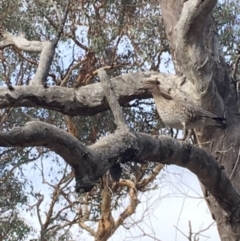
[[0, 72, 198, 116], [0, 29, 55, 85], [0, 120, 239, 217], [159, 0, 240, 239], [98, 68, 129, 131]]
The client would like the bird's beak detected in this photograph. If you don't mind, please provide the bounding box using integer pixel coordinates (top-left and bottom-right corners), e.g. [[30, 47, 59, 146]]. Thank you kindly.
[[139, 79, 159, 90]]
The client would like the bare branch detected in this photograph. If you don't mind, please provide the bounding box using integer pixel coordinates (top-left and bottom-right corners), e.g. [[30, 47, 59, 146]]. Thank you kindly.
[[98, 68, 129, 131], [78, 222, 96, 237], [96, 183, 114, 241], [137, 163, 164, 189], [0, 30, 44, 51], [36, 194, 44, 229], [194, 222, 215, 240], [30, 41, 55, 86], [78, 194, 96, 237], [53, 0, 71, 46], [114, 180, 138, 229], [0, 72, 198, 116], [60, 60, 86, 87], [0, 120, 239, 217], [230, 147, 240, 180], [0, 29, 55, 86]]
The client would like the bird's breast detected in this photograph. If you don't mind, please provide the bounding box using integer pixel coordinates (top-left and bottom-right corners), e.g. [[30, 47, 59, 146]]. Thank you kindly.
[[157, 111, 184, 129], [155, 100, 185, 129], [152, 94, 224, 131]]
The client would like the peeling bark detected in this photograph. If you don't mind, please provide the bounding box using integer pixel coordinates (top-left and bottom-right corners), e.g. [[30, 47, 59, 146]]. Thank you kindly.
[[159, 0, 240, 239]]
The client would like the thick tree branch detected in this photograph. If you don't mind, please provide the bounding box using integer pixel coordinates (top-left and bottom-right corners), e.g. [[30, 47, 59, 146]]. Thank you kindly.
[[0, 29, 55, 86], [177, 0, 217, 40], [159, 0, 232, 117], [31, 41, 55, 86], [0, 72, 198, 116], [0, 30, 43, 51], [174, 0, 220, 93], [0, 120, 240, 217], [159, 1, 240, 237]]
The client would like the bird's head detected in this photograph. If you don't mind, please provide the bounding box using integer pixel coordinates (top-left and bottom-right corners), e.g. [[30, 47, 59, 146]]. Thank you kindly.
[[140, 79, 161, 94]]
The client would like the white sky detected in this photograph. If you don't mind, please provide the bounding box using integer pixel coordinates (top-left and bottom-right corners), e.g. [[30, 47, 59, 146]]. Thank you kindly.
[[22, 162, 220, 241], [109, 166, 220, 241]]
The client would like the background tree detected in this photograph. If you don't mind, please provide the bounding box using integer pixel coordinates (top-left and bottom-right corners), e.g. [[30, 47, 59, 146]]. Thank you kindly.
[[0, 0, 240, 240]]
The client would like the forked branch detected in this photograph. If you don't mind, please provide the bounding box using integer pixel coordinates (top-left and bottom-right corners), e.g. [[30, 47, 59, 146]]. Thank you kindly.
[[0, 120, 239, 217], [0, 29, 55, 86]]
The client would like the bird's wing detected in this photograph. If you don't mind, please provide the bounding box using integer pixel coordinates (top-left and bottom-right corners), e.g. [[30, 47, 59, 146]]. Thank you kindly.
[[177, 100, 222, 118], [159, 90, 224, 120]]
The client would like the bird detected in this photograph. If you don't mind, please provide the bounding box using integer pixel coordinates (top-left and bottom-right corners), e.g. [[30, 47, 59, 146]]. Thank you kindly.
[[141, 79, 226, 139]]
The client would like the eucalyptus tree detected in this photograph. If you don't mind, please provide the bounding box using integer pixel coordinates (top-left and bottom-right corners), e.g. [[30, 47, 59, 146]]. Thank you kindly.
[[1, 0, 240, 241]]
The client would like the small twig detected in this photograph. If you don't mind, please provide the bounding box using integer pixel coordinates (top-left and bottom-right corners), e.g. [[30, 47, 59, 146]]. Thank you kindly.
[[215, 144, 234, 154], [175, 196, 187, 241], [194, 221, 214, 240], [67, 32, 89, 52], [82, 63, 129, 85], [50, 0, 62, 23], [12, 46, 38, 66], [60, 59, 86, 86], [36, 194, 44, 229], [188, 221, 192, 241], [174, 225, 189, 240], [98, 68, 129, 131], [53, 0, 71, 47], [134, 221, 163, 241]]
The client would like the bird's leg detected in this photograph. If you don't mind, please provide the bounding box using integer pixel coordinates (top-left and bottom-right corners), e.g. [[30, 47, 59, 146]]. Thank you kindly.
[[186, 129, 195, 143], [191, 130, 197, 144], [182, 126, 196, 143], [181, 123, 187, 140], [181, 123, 190, 142], [174, 130, 179, 139], [169, 128, 174, 137]]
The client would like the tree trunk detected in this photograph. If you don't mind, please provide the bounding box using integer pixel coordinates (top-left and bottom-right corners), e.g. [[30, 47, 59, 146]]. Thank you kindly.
[[159, 0, 240, 239]]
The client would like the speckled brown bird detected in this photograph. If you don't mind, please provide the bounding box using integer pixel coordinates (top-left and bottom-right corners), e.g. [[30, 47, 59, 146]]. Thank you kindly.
[[141, 79, 225, 138]]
